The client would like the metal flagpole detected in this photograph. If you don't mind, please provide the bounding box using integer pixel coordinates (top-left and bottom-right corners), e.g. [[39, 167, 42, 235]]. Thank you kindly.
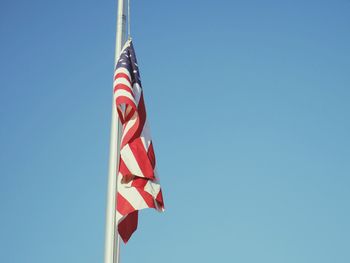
[[104, 0, 127, 263]]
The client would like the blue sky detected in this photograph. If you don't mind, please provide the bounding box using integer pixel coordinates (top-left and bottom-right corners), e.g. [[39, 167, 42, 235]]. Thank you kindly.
[[1, 0, 349, 262]]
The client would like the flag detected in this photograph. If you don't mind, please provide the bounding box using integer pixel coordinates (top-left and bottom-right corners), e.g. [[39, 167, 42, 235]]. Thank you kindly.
[[113, 39, 164, 243]]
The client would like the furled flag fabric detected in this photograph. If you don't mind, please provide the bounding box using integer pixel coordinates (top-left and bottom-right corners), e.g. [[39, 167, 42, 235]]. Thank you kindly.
[[113, 39, 164, 243]]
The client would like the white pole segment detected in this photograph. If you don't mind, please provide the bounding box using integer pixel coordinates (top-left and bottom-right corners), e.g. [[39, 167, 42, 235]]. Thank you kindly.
[[104, 1, 127, 263]]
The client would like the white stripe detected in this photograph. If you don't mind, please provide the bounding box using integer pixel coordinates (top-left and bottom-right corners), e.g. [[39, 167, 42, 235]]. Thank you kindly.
[[117, 172, 132, 188], [114, 77, 132, 90], [114, 67, 131, 80], [116, 210, 124, 222], [121, 112, 137, 143], [143, 180, 161, 198], [120, 144, 145, 178], [133, 83, 142, 104], [140, 121, 151, 151], [118, 184, 149, 210], [114, 89, 136, 105]]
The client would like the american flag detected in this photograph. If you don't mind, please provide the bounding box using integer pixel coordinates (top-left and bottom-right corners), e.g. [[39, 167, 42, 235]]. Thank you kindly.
[[113, 40, 164, 243]]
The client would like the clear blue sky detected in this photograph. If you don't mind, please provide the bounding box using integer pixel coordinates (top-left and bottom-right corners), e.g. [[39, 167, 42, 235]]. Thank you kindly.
[[1, 0, 349, 262]]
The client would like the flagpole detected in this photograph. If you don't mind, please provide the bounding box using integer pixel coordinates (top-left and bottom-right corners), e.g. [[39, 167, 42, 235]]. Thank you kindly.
[[104, 1, 127, 263]]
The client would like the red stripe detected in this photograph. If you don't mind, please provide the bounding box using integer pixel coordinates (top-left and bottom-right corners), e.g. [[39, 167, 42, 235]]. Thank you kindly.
[[131, 176, 147, 188], [147, 142, 156, 169], [114, 72, 131, 83], [124, 105, 136, 125], [137, 188, 156, 208], [130, 177, 156, 209], [118, 211, 138, 243], [128, 138, 155, 179], [135, 93, 147, 138], [114, 83, 133, 94], [156, 190, 164, 210], [120, 114, 139, 148], [117, 193, 135, 215], [127, 93, 146, 142], [117, 106, 125, 124], [118, 158, 131, 178], [115, 97, 137, 123]]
